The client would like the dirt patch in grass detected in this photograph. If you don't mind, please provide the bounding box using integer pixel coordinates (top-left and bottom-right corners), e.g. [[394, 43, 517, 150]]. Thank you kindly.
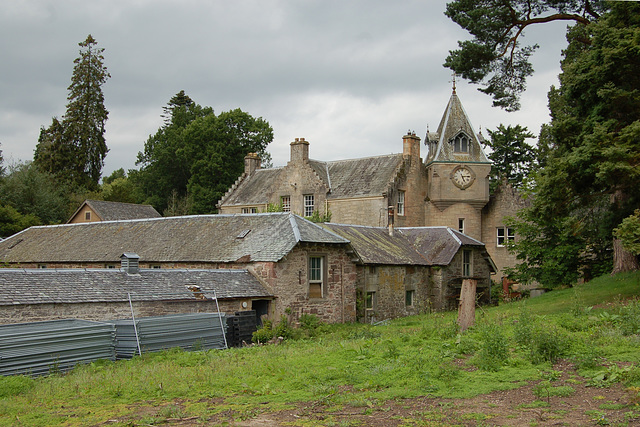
[[105, 360, 639, 426]]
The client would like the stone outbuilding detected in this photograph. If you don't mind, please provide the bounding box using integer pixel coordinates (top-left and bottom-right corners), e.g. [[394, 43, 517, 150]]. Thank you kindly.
[[322, 223, 496, 322], [0, 263, 271, 325], [217, 89, 523, 281], [0, 213, 358, 324]]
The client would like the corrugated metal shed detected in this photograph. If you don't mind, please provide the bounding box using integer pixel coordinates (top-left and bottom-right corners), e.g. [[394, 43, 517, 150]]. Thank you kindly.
[[0, 319, 115, 376], [113, 312, 227, 359]]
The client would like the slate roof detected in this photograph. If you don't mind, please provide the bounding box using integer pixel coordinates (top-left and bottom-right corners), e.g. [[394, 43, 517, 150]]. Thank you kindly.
[[219, 168, 282, 206], [0, 213, 349, 264], [219, 154, 404, 207], [426, 92, 491, 165], [0, 268, 271, 306], [69, 200, 161, 222], [322, 223, 494, 270]]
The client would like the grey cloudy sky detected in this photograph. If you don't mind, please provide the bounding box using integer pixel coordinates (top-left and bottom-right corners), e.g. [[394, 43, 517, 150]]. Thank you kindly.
[[0, 0, 570, 177]]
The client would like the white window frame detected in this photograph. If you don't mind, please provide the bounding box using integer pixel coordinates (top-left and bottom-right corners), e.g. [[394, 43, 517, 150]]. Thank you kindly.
[[308, 255, 324, 298], [497, 226, 515, 247], [458, 218, 465, 234], [304, 194, 315, 217], [242, 207, 258, 214], [397, 191, 405, 216], [281, 195, 291, 212]]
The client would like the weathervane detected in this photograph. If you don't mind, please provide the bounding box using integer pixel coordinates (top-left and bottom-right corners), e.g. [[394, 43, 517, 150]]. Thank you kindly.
[[450, 72, 457, 94]]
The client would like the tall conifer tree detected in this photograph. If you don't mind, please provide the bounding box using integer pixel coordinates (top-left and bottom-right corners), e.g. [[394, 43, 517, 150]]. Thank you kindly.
[[34, 35, 110, 189]]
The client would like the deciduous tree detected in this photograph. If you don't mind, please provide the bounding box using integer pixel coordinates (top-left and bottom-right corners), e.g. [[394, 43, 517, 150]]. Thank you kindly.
[[135, 92, 273, 214]]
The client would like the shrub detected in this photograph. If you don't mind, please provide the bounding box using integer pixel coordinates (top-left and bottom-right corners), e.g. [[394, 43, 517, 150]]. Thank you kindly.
[[474, 323, 509, 371], [620, 300, 640, 336], [528, 325, 569, 364]]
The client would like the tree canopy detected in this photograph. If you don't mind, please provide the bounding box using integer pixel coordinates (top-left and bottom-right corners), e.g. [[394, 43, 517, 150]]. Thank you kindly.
[[134, 91, 273, 214], [485, 124, 536, 191], [34, 34, 110, 190], [444, 0, 607, 111], [505, 3, 640, 285]]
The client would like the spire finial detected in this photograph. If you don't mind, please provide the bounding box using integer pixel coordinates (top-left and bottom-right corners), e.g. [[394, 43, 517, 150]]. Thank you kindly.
[[450, 71, 457, 94]]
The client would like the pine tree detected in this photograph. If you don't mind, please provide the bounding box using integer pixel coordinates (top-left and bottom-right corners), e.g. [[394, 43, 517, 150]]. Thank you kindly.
[[34, 35, 110, 189]]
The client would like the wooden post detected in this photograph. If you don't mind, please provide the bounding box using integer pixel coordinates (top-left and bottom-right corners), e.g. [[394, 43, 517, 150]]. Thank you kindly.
[[457, 279, 477, 332]]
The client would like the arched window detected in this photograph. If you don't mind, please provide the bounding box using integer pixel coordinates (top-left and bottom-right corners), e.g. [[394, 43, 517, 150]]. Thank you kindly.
[[452, 132, 469, 153]]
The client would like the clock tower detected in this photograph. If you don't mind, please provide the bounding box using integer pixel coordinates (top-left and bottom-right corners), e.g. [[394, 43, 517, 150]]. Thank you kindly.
[[424, 86, 491, 241]]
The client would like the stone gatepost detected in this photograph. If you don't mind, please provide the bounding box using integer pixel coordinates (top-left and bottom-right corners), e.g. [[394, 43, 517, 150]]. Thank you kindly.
[[457, 279, 477, 332]]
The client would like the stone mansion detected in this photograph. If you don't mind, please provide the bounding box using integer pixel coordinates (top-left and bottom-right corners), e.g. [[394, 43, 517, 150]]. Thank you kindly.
[[217, 89, 526, 280]]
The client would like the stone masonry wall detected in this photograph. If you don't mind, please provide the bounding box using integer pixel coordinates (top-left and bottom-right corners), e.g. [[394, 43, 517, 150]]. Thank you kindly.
[[441, 247, 493, 310], [361, 265, 432, 323], [251, 243, 358, 324], [0, 299, 245, 326], [328, 197, 388, 227], [481, 182, 529, 280]]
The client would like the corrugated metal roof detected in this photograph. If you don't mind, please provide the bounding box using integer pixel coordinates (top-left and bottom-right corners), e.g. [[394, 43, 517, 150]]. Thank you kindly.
[[0, 213, 348, 264], [0, 319, 115, 376], [0, 268, 272, 306], [113, 313, 227, 359]]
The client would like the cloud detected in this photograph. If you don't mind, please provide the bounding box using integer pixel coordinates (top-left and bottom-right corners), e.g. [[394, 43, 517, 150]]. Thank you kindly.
[[0, 0, 568, 177]]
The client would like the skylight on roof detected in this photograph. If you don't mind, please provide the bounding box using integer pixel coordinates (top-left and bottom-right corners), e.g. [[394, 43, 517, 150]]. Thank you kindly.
[[236, 229, 251, 239]]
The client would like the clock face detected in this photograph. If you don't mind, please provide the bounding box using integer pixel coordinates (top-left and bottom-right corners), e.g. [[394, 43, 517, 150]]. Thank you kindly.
[[451, 166, 475, 189]]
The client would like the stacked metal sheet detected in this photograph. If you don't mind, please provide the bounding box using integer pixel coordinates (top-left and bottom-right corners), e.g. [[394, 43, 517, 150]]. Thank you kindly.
[[113, 312, 227, 359], [227, 311, 258, 347], [0, 319, 115, 376]]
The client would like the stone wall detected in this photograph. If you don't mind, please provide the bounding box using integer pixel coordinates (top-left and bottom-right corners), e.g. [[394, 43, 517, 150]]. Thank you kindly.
[[441, 247, 493, 310], [425, 202, 483, 241], [360, 264, 432, 323], [0, 299, 245, 326], [481, 182, 529, 279], [328, 197, 388, 226], [251, 243, 358, 324]]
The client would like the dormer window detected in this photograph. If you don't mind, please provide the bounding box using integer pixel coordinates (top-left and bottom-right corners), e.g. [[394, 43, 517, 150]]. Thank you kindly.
[[452, 132, 470, 153]]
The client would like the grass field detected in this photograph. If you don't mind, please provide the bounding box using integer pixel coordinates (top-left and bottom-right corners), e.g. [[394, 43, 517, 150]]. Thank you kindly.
[[1, 271, 639, 426]]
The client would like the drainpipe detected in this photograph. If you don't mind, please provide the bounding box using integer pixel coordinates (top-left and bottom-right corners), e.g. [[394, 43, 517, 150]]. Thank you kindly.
[[388, 206, 395, 237]]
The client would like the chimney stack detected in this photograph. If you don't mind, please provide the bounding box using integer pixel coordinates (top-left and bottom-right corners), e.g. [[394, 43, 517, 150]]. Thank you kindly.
[[388, 206, 395, 237], [290, 137, 310, 163], [244, 152, 261, 175], [402, 132, 421, 159]]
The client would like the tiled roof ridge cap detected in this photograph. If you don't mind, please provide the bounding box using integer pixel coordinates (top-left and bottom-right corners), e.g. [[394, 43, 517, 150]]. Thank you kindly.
[[86, 199, 156, 208], [317, 152, 402, 165], [23, 212, 296, 230], [0, 267, 253, 274], [448, 228, 485, 245]]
